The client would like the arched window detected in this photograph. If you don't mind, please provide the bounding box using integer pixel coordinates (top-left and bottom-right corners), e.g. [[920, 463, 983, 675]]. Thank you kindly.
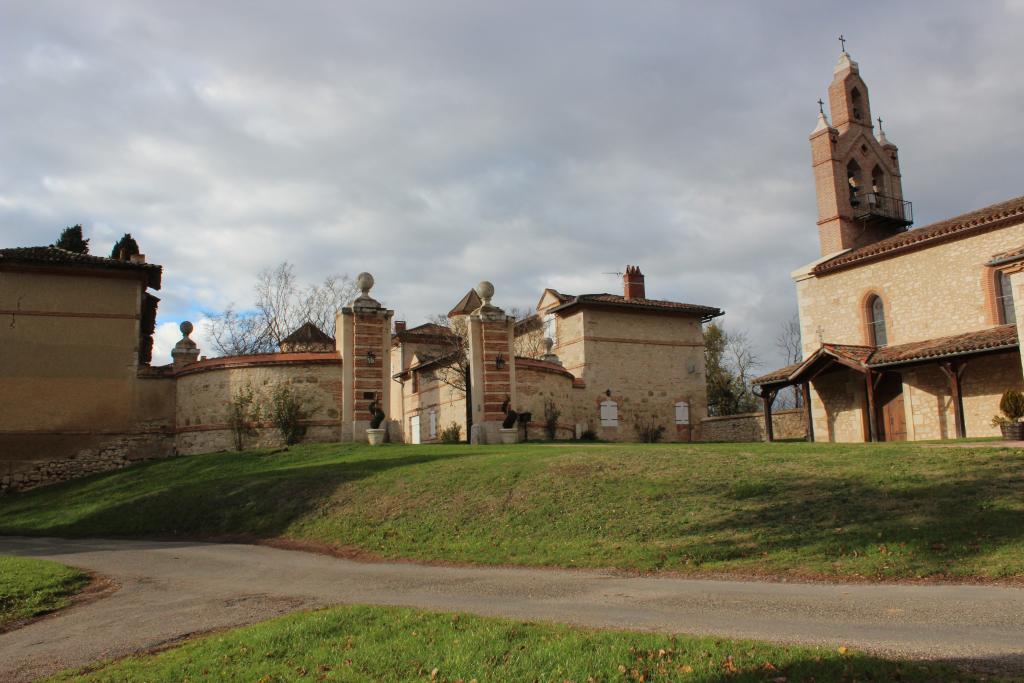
[[847, 160, 863, 206], [997, 271, 1016, 325], [867, 295, 887, 346], [870, 165, 885, 195], [850, 87, 863, 120]]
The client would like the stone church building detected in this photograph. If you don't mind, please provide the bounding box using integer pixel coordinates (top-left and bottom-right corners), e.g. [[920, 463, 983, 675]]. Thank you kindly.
[[754, 48, 1024, 442]]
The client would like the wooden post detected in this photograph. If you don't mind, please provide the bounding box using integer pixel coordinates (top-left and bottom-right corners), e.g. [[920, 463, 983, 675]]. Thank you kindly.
[[864, 369, 879, 442], [939, 360, 967, 439], [802, 382, 814, 442], [763, 389, 776, 442]]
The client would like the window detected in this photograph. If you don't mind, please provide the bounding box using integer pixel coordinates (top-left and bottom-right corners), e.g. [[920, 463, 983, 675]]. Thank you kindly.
[[599, 400, 618, 427], [674, 401, 690, 425], [867, 295, 887, 346], [429, 410, 437, 439], [847, 160, 862, 206], [998, 271, 1016, 325], [543, 313, 557, 346], [850, 87, 863, 120]]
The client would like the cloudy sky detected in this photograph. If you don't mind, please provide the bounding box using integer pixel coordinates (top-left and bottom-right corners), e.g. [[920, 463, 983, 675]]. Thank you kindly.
[[2, 1, 1022, 367]]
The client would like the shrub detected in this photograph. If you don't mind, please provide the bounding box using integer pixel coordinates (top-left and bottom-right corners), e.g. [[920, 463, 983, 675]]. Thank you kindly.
[[542, 399, 561, 440], [440, 422, 462, 443], [501, 396, 518, 429], [578, 428, 599, 442], [999, 390, 1024, 422], [270, 384, 306, 446], [634, 419, 666, 443], [226, 385, 260, 451], [368, 399, 386, 429]]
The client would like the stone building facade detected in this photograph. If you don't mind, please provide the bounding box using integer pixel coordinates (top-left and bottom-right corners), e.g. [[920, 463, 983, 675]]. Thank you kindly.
[[754, 48, 1024, 442], [389, 268, 721, 444]]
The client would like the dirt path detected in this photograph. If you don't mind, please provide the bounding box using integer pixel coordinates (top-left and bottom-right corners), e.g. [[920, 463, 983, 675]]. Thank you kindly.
[[2, 536, 1023, 681]]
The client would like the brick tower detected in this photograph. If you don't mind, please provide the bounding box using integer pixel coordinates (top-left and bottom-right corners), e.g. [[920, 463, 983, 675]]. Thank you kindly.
[[810, 44, 910, 256], [338, 272, 393, 442]]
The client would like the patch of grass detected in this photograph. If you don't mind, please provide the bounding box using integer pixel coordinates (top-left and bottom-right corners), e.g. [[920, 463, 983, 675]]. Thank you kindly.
[[49, 604, 981, 682], [1, 441, 1023, 580], [0, 556, 89, 628]]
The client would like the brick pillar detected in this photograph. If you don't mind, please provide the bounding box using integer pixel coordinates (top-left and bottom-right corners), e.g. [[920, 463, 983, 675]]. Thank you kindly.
[[338, 272, 393, 442], [467, 281, 516, 444]]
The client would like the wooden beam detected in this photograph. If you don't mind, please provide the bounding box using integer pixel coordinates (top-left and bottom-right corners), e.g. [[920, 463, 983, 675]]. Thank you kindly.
[[802, 382, 814, 442], [939, 360, 967, 439], [763, 389, 776, 443], [864, 369, 879, 442]]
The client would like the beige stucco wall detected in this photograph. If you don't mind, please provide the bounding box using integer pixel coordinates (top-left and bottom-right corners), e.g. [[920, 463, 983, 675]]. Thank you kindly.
[[175, 359, 344, 454], [394, 372, 467, 444], [0, 269, 177, 492]]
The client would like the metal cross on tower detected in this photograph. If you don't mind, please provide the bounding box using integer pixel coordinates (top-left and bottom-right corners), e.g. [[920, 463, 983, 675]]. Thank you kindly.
[[818, 99, 825, 115], [839, 34, 846, 52]]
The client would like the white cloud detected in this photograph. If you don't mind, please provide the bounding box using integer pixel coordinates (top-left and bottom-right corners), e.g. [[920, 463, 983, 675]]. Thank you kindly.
[[2, 1, 1023, 372]]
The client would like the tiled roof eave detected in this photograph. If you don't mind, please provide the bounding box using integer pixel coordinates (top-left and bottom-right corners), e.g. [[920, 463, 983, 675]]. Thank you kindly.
[[813, 196, 1024, 276], [866, 341, 1019, 368]]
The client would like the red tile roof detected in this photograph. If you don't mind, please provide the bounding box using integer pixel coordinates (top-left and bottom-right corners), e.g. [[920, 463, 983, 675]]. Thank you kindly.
[[754, 325, 1019, 385], [550, 292, 722, 320], [814, 195, 1024, 275], [0, 245, 163, 289], [869, 324, 1018, 367]]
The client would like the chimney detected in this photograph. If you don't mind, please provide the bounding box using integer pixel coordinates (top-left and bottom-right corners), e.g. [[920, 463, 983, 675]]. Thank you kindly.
[[394, 320, 407, 334], [623, 265, 645, 300]]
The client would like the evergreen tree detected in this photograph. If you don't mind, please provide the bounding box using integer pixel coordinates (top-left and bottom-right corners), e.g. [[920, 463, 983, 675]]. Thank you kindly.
[[53, 225, 89, 254], [110, 233, 140, 261]]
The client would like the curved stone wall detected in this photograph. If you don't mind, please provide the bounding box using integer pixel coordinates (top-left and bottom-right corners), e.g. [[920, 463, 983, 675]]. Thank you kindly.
[[174, 352, 344, 454]]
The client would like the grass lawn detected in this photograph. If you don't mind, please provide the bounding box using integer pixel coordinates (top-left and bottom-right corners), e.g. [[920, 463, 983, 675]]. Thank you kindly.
[[0, 556, 89, 629], [1, 441, 1022, 580], [49, 604, 984, 682]]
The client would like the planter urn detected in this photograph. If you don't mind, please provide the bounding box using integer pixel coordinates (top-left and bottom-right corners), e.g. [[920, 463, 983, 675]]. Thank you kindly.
[[366, 428, 386, 446], [1000, 422, 1024, 441], [498, 427, 518, 445]]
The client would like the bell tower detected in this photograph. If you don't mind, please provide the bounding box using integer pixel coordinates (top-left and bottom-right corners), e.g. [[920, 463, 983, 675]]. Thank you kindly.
[[811, 40, 911, 257]]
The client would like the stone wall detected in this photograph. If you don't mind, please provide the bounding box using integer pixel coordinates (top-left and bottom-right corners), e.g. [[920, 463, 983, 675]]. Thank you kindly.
[[174, 353, 344, 455], [700, 409, 808, 443], [795, 218, 1024, 358]]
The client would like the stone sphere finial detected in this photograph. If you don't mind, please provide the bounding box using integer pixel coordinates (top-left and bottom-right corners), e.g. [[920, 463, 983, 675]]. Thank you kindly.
[[475, 280, 494, 305], [180, 321, 194, 338], [543, 337, 554, 353], [356, 272, 374, 296]]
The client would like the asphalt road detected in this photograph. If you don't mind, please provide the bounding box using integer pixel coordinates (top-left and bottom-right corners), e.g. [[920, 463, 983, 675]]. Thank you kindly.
[[2, 536, 1023, 681]]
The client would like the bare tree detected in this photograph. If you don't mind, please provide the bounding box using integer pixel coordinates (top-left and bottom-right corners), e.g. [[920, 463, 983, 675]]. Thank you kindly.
[[206, 262, 358, 356], [704, 320, 761, 416], [726, 328, 761, 409], [775, 313, 803, 409]]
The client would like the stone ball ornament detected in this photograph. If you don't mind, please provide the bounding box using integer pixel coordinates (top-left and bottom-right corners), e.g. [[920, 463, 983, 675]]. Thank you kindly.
[[475, 280, 495, 304], [180, 321, 194, 338], [356, 272, 375, 295]]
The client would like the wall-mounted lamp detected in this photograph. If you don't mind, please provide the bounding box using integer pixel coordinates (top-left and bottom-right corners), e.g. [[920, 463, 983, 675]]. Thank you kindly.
[[367, 350, 377, 366], [495, 353, 505, 370]]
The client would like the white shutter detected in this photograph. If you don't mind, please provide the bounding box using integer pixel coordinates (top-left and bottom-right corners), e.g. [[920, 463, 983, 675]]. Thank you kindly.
[[429, 411, 437, 438], [675, 401, 690, 425], [599, 400, 618, 427]]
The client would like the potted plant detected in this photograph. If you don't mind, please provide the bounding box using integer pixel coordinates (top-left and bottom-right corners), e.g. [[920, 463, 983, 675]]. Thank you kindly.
[[992, 389, 1024, 440], [499, 396, 518, 444], [367, 398, 387, 446]]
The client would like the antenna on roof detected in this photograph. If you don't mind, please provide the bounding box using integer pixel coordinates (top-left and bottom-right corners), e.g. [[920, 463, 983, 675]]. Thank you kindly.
[[602, 271, 624, 278]]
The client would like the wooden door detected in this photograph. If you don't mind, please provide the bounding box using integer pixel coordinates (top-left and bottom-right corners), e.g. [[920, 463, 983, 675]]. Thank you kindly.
[[876, 372, 907, 441]]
